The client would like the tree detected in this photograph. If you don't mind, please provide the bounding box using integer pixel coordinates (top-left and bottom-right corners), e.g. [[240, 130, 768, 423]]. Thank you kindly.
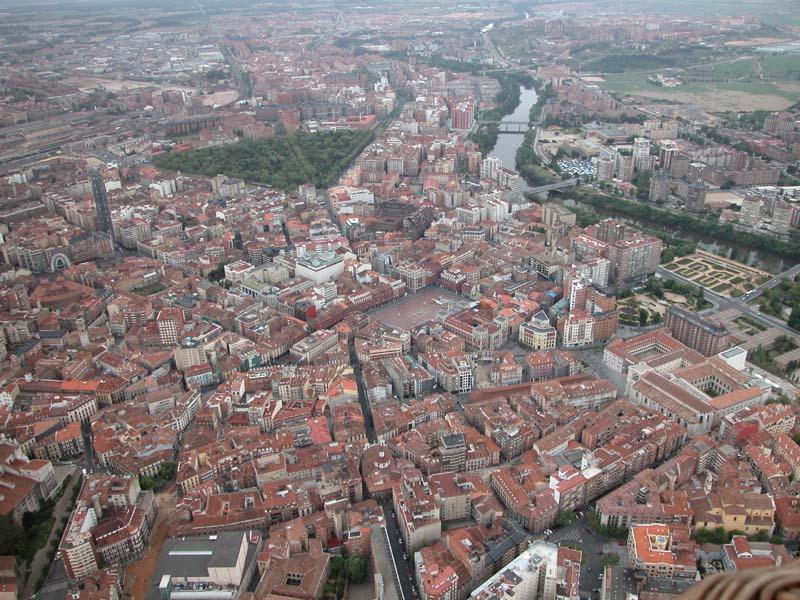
[[209, 262, 226, 282], [336, 577, 345, 600], [330, 556, 345, 578], [602, 554, 620, 567], [694, 527, 728, 545], [346, 556, 369, 584], [639, 308, 649, 326], [788, 304, 800, 332], [556, 510, 577, 527], [0, 515, 24, 557], [651, 312, 662, 324]]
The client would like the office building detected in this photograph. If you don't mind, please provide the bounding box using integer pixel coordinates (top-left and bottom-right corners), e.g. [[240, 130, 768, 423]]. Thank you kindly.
[[296, 251, 345, 284], [519, 310, 557, 350], [627, 523, 697, 580]]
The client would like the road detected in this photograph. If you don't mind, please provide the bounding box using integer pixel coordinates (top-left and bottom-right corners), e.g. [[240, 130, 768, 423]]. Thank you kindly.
[[381, 499, 419, 600], [481, 31, 509, 68], [547, 515, 619, 597], [523, 178, 577, 196], [656, 265, 800, 339], [746, 262, 800, 302]]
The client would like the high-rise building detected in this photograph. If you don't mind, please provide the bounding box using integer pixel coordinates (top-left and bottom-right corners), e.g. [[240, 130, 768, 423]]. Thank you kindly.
[[649, 172, 671, 203], [670, 153, 690, 179], [606, 235, 662, 285], [764, 112, 795, 137], [665, 305, 728, 356], [659, 140, 678, 170], [480, 156, 502, 181], [617, 155, 635, 182], [633, 138, 651, 170], [637, 154, 657, 174], [686, 183, 707, 213], [739, 195, 762, 229], [772, 201, 794, 236], [90, 168, 113, 234], [451, 98, 475, 131], [595, 157, 614, 182], [596, 219, 632, 243]]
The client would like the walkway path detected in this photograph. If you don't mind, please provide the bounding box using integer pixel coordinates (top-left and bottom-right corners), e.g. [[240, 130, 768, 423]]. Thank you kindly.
[[25, 468, 80, 599]]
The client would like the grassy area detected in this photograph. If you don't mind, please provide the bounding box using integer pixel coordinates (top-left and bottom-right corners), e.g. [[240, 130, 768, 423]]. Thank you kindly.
[[599, 72, 799, 100], [750, 336, 798, 376], [134, 282, 167, 296]]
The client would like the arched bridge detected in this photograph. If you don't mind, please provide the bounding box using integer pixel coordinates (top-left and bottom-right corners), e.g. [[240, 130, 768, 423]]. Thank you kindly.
[[478, 120, 530, 133]]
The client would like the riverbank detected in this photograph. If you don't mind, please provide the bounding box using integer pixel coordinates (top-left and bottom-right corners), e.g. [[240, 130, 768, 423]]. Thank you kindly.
[[470, 72, 534, 155], [570, 188, 800, 269]]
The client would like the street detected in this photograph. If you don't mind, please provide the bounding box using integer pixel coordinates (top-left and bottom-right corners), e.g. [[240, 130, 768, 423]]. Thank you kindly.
[[547, 515, 625, 598], [656, 265, 800, 338], [381, 500, 419, 600]]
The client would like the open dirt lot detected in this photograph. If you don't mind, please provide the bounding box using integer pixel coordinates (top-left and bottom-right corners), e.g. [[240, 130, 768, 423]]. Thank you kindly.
[[628, 88, 795, 112], [124, 487, 180, 599]]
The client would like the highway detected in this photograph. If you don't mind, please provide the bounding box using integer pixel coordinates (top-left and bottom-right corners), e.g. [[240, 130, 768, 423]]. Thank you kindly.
[[655, 264, 800, 338]]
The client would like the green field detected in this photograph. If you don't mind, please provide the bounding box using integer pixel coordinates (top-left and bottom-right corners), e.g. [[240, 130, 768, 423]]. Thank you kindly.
[[596, 68, 800, 112]]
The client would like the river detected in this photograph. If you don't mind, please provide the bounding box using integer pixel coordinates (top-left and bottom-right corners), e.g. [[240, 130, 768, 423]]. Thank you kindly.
[[488, 85, 538, 169], [564, 199, 787, 274], [487, 85, 786, 274]]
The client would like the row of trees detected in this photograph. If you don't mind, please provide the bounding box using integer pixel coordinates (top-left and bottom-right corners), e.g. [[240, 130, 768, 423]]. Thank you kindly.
[[153, 129, 374, 191], [572, 188, 800, 261], [695, 527, 782, 545]]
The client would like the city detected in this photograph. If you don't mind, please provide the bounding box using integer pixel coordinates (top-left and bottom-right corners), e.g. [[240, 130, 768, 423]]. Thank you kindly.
[[0, 0, 799, 599]]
